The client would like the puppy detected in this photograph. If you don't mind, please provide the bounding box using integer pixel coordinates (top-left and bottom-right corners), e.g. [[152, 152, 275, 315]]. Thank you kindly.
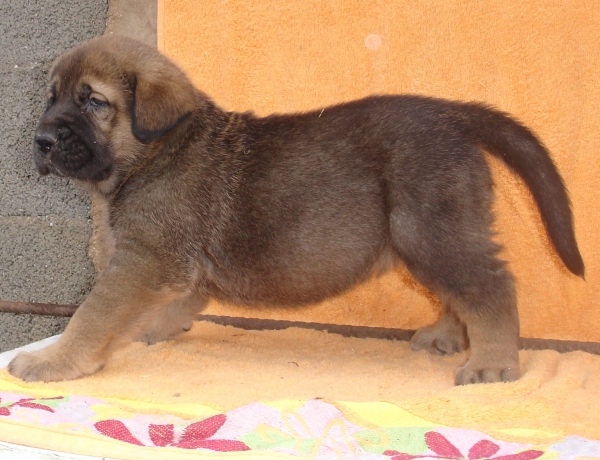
[[9, 35, 584, 384]]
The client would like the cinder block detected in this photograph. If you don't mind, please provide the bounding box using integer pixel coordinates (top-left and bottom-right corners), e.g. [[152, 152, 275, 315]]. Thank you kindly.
[[0, 0, 106, 351], [0, 216, 94, 352]]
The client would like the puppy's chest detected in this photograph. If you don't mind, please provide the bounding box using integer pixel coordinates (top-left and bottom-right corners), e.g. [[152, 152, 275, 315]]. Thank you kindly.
[[89, 193, 116, 277]]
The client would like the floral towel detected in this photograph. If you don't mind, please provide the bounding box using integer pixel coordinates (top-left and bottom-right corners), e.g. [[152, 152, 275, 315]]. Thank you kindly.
[[1, 392, 599, 459]]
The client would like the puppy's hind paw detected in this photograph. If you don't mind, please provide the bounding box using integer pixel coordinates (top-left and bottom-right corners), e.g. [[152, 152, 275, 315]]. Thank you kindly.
[[455, 362, 520, 385], [410, 321, 468, 356]]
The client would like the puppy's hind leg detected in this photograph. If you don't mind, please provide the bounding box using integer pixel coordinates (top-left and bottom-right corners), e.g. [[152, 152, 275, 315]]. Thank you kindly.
[[137, 293, 207, 345], [451, 275, 520, 385], [400, 237, 520, 384], [390, 205, 520, 384]]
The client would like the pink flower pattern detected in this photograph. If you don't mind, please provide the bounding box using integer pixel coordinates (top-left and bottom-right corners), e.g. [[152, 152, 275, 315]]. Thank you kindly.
[[384, 432, 543, 460], [94, 414, 249, 452], [0, 396, 62, 417], [0, 392, 596, 458]]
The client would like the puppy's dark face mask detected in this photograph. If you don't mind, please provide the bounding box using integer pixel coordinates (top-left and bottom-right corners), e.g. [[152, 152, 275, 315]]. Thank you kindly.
[[33, 78, 115, 181], [32, 37, 198, 187]]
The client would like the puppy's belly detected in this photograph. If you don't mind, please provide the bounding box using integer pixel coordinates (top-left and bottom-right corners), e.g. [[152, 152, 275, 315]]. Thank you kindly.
[[207, 264, 378, 306], [201, 182, 391, 305], [204, 237, 389, 307]]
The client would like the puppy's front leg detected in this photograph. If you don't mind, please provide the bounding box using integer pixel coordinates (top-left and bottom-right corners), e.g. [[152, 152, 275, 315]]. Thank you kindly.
[[8, 257, 185, 382]]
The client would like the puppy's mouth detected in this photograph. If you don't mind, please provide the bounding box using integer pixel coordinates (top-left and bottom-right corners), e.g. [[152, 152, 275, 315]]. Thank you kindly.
[[34, 127, 94, 178]]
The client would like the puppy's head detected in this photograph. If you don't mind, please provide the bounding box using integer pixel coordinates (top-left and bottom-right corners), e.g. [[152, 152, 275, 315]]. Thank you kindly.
[[33, 35, 197, 184]]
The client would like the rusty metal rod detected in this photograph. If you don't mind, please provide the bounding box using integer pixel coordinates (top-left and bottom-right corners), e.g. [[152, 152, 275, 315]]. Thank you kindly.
[[1, 300, 599, 355], [0, 300, 78, 317]]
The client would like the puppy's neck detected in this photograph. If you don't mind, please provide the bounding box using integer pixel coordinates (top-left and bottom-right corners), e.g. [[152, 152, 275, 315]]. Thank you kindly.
[[77, 166, 130, 199], [78, 174, 119, 198], [77, 140, 161, 199]]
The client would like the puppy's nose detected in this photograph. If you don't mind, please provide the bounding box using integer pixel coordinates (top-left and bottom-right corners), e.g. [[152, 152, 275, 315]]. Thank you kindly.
[[35, 133, 57, 155]]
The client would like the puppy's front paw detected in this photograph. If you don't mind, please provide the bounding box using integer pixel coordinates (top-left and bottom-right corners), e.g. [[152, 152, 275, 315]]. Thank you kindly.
[[137, 300, 198, 345], [138, 319, 192, 346], [455, 361, 520, 385], [8, 347, 103, 382]]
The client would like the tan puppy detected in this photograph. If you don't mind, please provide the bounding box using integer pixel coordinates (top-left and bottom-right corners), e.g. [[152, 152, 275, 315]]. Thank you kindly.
[[9, 36, 584, 384]]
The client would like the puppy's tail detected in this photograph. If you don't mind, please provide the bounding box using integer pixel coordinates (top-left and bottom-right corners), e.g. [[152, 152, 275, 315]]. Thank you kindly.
[[462, 103, 584, 278]]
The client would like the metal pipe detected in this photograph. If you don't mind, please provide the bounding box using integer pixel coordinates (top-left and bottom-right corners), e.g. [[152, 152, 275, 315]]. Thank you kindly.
[[0, 300, 598, 355], [0, 300, 78, 317]]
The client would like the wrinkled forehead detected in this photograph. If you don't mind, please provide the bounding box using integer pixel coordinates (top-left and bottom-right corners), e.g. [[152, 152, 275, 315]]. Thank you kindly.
[[47, 46, 132, 98]]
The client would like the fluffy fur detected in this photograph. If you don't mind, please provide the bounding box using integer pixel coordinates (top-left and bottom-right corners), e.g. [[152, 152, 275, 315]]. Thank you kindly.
[[9, 36, 583, 384]]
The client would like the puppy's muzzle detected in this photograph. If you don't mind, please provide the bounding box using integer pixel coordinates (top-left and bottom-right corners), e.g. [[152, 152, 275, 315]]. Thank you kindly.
[[33, 126, 92, 177]]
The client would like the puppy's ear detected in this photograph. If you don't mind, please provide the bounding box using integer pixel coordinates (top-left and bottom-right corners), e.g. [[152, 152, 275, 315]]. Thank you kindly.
[[130, 71, 196, 142]]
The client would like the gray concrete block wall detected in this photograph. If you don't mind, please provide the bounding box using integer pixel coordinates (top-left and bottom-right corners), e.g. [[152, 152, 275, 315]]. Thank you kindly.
[[0, 0, 108, 352]]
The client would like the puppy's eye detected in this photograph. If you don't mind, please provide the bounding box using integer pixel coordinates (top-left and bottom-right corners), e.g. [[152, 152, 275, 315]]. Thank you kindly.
[[89, 97, 109, 109]]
